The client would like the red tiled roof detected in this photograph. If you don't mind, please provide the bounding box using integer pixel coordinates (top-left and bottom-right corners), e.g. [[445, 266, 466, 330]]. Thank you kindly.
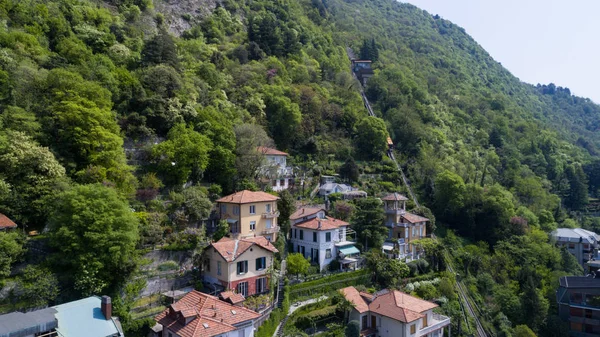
[[155, 290, 260, 337], [289, 207, 324, 220], [401, 212, 429, 224], [210, 237, 278, 262], [381, 193, 408, 201], [257, 146, 288, 156], [219, 291, 245, 305], [340, 287, 437, 323], [340, 287, 369, 313], [0, 213, 17, 229], [293, 216, 348, 231], [216, 190, 279, 204]]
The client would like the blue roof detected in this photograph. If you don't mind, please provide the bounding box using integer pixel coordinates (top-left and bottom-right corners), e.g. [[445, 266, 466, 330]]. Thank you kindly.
[[338, 246, 360, 255], [53, 297, 122, 337]]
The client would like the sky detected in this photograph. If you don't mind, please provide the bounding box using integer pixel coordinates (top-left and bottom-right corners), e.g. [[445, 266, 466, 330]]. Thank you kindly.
[[405, 0, 600, 102]]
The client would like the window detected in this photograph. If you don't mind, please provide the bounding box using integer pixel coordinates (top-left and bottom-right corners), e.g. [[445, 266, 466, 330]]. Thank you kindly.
[[300, 230, 304, 240], [410, 324, 416, 334], [237, 261, 248, 275], [249, 205, 256, 214], [423, 315, 428, 327], [313, 232, 317, 242], [294, 229, 297, 239], [326, 232, 331, 242], [233, 206, 239, 215], [362, 316, 368, 330], [569, 243, 576, 249], [266, 204, 271, 213], [220, 204, 226, 214], [236, 282, 248, 297], [168, 333, 173, 337], [280, 179, 285, 186], [256, 277, 267, 293], [217, 261, 222, 276], [250, 221, 256, 231], [326, 249, 332, 258], [205, 259, 210, 271], [256, 257, 266, 270]]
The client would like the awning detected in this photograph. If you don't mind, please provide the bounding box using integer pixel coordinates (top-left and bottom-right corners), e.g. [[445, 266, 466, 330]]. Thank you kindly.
[[226, 219, 238, 223], [382, 242, 395, 251], [339, 246, 360, 255]]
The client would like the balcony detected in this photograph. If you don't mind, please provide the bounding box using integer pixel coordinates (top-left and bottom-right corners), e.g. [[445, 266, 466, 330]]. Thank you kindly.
[[385, 222, 409, 229], [262, 226, 280, 235], [385, 208, 405, 215], [262, 210, 280, 219], [417, 313, 450, 336]]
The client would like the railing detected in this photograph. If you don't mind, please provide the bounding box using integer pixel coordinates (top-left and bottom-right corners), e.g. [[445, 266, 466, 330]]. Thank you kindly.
[[262, 211, 280, 219], [262, 226, 280, 235], [418, 313, 451, 336], [385, 208, 406, 215]]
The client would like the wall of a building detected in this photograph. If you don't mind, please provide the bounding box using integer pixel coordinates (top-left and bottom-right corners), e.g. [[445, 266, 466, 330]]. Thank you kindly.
[[219, 201, 278, 241]]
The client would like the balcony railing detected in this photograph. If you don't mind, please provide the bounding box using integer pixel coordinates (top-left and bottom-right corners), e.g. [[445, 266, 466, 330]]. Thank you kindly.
[[262, 210, 280, 219], [262, 226, 280, 235], [417, 313, 450, 336]]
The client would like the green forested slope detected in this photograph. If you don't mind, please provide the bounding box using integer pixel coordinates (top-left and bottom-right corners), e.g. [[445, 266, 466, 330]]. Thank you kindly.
[[0, 0, 598, 336]]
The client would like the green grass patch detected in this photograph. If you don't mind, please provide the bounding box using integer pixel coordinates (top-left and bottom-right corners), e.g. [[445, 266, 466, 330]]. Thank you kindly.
[[132, 294, 161, 308], [157, 261, 179, 272], [131, 305, 165, 320]]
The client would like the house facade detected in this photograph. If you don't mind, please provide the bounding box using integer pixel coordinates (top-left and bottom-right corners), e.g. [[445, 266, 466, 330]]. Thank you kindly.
[[381, 193, 429, 261], [257, 146, 294, 192], [340, 286, 450, 337], [557, 276, 600, 336], [552, 228, 600, 267], [351, 59, 375, 86], [289, 207, 360, 271], [154, 290, 260, 337], [216, 190, 280, 242], [203, 236, 278, 297], [0, 296, 124, 337]]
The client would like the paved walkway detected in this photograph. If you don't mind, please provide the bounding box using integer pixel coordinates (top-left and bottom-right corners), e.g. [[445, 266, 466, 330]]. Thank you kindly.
[[273, 296, 329, 337]]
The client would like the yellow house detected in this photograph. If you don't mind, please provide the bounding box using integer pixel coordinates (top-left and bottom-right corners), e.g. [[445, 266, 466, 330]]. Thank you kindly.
[[216, 190, 280, 242], [203, 236, 278, 297]]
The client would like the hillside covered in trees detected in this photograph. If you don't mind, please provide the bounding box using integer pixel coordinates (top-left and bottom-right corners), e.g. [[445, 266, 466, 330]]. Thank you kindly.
[[0, 0, 600, 336]]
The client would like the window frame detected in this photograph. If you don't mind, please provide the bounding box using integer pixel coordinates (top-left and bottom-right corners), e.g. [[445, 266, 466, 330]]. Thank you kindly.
[[326, 249, 332, 259], [256, 257, 266, 271], [236, 281, 248, 297], [300, 230, 304, 240], [326, 232, 331, 242], [410, 324, 416, 334], [256, 277, 267, 293], [250, 221, 256, 231], [237, 260, 248, 275], [249, 205, 256, 214], [313, 232, 317, 242]]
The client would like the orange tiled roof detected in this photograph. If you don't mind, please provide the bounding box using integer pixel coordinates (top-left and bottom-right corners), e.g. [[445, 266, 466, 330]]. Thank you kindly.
[[340, 287, 437, 323], [216, 190, 279, 204], [401, 212, 429, 224], [210, 237, 278, 262], [155, 291, 259, 337], [219, 291, 245, 305], [340, 287, 369, 313], [0, 213, 17, 229], [293, 216, 348, 231], [257, 146, 288, 156], [381, 193, 408, 201], [289, 207, 324, 220]]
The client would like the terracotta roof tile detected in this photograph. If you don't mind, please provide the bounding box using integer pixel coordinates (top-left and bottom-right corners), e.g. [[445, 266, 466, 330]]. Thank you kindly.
[[341, 287, 438, 324], [340, 287, 369, 313], [257, 146, 288, 156], [0, 213, 17, 229], [381, 193, 408, 201], [216, 190, 279, 204], [155, 291, 260, 337], [210, 237, 278, 262], [401, 212, 429, 224], [293, 216, 348, 231], [289, 207, 324, 220], [219, 291, 245, 305]]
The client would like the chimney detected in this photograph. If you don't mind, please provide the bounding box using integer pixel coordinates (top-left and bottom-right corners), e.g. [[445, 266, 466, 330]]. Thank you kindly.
[[101, 296, 112, 320]]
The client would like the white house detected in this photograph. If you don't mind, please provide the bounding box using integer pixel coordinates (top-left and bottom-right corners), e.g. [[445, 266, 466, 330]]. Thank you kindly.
[[258, 146, 294, 192], [340, 286, 450, 337], [552, 228, 600, 267], [289, 207, 360, 271], [154, 290, 260, 337]]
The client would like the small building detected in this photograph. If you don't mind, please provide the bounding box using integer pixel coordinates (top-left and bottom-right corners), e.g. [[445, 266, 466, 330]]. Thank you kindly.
[[381, 193, 429, 261], [257, 146, 294, 192], [552, 228, 600, 267], [289, 207, 359, 271], [0, 213, 17, 231], [216, 190, 280, 242], [318, 182, 353, 197], [154, 290, 260, 337], [203, 236, 278, 298], [351, 59, 375, 86], [557, 276, 600, 336], [0, 296, 124, 337], [339, 286, 450, 337]]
